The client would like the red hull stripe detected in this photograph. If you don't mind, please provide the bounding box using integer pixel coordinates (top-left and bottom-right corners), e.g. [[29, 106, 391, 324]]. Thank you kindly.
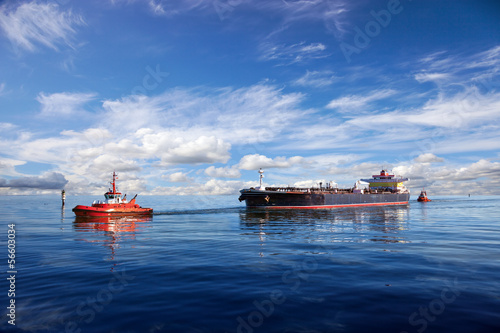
[[73, 211, 152, 217], [248, 202, 409, 209]]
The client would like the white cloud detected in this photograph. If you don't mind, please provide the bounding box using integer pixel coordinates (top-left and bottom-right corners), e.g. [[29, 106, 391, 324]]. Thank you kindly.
[[111, 0, 212, 17], [293, 179, 328, 188], [205, 165, 241, 179], [0, 157, 25, 177], [100, 84, 307, 144], [0, 122, 18, 133], [167, 171, 192, 183], [238, 154, 304, 170], [416, 46, 500, 89], [259, 41, 328, 64], [465, 45, 500, 71], [160, 136, 231, 165], [0, 83, 313, 193], [414, 72, 450, 83], [74, 130, 231, 168], [393, 158, 500, 195], [150, 179, 253, 196], [36, 92, 96, 117], [259, 0, 351, 38], [326, 89, 396, 111], [0, 171, 67, 190], [414, 153, 444, 163], [293, 70, 336, 88], [0, 2, 85, 52], [280, 86, 500, 156], [327, 162, 385, 178], [350, 88, 500, 129]]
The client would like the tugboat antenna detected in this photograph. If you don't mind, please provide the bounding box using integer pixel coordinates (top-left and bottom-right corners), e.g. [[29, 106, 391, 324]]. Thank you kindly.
[[112, 171, 117, 193]]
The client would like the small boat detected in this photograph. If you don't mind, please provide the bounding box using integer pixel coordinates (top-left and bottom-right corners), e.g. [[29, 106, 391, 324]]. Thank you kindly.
[[72, 172, 153, 217], [417, 189, 431, 202]]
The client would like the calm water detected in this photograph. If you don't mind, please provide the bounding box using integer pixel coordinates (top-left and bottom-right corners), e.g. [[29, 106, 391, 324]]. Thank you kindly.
[[1, 195, 500, 333]]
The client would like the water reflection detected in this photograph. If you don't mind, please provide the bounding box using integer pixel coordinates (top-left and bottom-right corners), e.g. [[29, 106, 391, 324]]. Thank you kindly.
[[239, 206, 410, 246], [73, 216, 152, 270]]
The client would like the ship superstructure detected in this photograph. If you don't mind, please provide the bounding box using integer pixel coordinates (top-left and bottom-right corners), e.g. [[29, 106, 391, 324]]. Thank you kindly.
[[360, 170, 409, 193]]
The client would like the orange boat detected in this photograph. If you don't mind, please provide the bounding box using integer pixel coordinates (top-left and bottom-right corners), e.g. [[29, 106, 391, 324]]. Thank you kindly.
[[72, 172, 153, 217], [417, 189, 431, 202]]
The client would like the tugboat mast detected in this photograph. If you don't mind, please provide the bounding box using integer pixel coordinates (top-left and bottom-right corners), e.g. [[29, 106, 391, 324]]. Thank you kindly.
[[111, 171, 117, 193]]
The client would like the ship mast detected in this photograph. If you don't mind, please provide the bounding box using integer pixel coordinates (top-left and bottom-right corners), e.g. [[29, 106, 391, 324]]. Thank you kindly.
[[258, 168, 264, 189]]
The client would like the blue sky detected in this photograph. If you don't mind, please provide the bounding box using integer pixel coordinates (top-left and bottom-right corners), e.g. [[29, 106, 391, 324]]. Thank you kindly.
[[0, 0, 499, 195]]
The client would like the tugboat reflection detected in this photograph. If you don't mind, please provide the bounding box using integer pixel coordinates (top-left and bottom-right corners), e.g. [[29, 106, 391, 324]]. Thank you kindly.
[[239, 206, 410, 246], [73, 216, 152, 270]]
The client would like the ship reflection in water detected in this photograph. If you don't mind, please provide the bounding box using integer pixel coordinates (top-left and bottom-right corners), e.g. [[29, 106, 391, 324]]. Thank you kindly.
[[73, 216, 152, 270], [239, 206, 410, 251]]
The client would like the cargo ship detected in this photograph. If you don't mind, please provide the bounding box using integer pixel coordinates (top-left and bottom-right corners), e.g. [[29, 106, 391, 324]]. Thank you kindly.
[[73, 172, 153, 217], [238, 169, 410, 209]]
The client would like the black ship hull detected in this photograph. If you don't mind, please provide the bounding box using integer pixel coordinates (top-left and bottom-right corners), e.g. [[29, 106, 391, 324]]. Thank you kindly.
[[239, 190, 410, 209]]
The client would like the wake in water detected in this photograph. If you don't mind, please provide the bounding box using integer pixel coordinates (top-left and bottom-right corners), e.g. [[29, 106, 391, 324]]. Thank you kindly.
[[153, 206, 245, 215]]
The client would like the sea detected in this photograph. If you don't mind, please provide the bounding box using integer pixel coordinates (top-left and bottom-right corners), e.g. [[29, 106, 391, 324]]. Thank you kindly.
[[1, 194, 500, 333]]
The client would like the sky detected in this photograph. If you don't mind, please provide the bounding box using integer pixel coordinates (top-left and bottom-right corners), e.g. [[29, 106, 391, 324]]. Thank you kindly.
[[0, 0, 499, 196]]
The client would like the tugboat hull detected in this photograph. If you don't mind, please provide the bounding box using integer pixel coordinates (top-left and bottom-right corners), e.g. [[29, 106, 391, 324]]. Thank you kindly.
[[73, 205, 153, 217]]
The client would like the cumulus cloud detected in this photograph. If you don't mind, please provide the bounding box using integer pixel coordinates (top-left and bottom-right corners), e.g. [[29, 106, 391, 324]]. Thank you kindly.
[[293, 179, 329, 188], [100, 84, 307, 144], [238, 154, 304, 170], [205, 165, 241, 179], [453, 159, 500, 181], [150, 179, 253, 196], [392, 158, 500, 195], [0, 2, 85, 52], [0, 172, 67, 189], [326, 162, 387, 182], [167, 171, 192, 183], [158, 136, 231, 165], [414, 153, 444, 163], [0, 82, 313, 193]]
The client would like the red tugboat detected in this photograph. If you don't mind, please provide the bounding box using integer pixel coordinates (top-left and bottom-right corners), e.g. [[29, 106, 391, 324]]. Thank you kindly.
[[72, 172, 153, 217], [417, 189, 431, 202]]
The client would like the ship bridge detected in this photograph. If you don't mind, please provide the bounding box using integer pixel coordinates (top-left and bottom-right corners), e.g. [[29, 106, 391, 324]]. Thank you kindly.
[[360, 169, 409, 192]]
